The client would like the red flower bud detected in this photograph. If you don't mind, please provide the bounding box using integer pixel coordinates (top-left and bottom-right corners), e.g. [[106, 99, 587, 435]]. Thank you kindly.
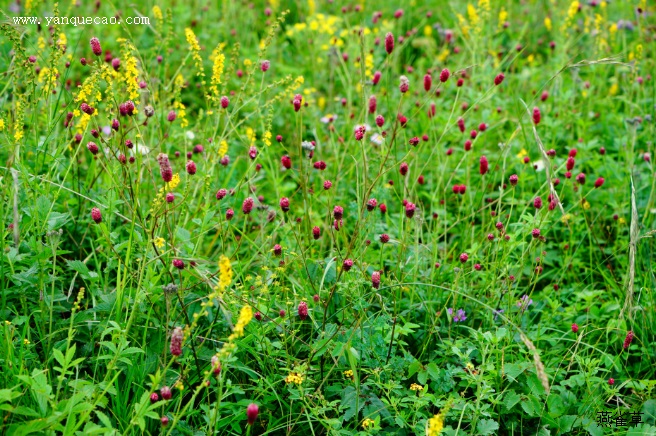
[[247, 404, 259, 425], [385, 32, 394, 54], [91, 207, 102, 223], [90, 37, 102, 56], [439, 68, 450, 83]]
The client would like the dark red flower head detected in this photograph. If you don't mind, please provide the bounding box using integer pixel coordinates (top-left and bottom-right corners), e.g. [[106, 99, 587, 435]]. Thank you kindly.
[[439, 68, 450, 83], [479, 155, 489, 175], [423, 74, 432, 92], [576, 173, 586, 185], [405, 202, 416, 218], [247, 404, 259, 425], [373, 71, 381, 85], [385, 32, 394, 54], [91, 207, 102, 223], [371, 271, 381, 288], [494, 73, 505, 85], [172, 259, 185, 269], [90, 37, 102, 56], [298, 301, 308, 320], [280, 197, 290, 212], [534, 196, 543, 209]]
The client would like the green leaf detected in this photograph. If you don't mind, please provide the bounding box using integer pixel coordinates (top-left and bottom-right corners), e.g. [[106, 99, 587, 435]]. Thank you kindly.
[[95, 410, 113, 429], [557, 415, 577, 432], [503, 391, 521, 411], [0, 389, 21, 404], [477, 419, 499, 435]]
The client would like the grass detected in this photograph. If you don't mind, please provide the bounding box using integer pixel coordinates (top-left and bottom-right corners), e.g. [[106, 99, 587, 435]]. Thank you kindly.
[[0, 0, 655, 434]]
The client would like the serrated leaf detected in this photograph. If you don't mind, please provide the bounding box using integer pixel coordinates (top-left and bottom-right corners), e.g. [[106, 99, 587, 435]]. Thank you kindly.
[[96, 410, 113, 429], [503, 391, 521, 411], [477, 419, 499, 435]]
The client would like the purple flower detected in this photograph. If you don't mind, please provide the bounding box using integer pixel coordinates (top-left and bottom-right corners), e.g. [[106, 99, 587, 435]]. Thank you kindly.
[[448, 308, 466, 322], [517, 295, 533, 312], [493, 308, 504, 320]]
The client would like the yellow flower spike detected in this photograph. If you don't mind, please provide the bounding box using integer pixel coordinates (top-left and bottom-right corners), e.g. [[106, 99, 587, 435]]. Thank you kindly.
[[426, 413, 444, 435], [218, 255, 233, 292], [185, 28, 205, 78]]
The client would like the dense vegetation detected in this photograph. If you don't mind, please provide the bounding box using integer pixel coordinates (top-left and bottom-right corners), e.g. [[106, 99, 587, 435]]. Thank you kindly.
[[0, 0, 655, 434]]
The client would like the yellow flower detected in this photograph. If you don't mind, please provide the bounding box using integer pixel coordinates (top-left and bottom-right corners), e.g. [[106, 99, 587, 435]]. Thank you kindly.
[[467, 4, 480, 33], [608, 83, 618, 96], [154, 237, 165, 249], [0, 119, 4, 131], [635, 44, 643, 60], [426, 414, 444, 436], [152, 5, 163, 21], [285, 371, 304, 385], [232, 305, 253, 338], [582, 200, 591, 210], [209, 44, 225, 101], [618, 217, 626, 225], [343, 369, 354, 378], [362, 418, 376, 430], [563, 1, 579, 30], [410, 383, 424, 391], [185, 28, 205, 78], [218, 140, 228, 157], [23, 338, 30, 345], [245, 127, 256, 145], [166, 173, 181, 190], [561, 213, 572, 224], [516, 148, 528, 160], [263, 130, 272, 147], [218, 255, 233, 292], [544, 16, 552, 31], [498, 8, 508, 28], [424, 25, 433, 36], [57, 32, 67, 48]]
